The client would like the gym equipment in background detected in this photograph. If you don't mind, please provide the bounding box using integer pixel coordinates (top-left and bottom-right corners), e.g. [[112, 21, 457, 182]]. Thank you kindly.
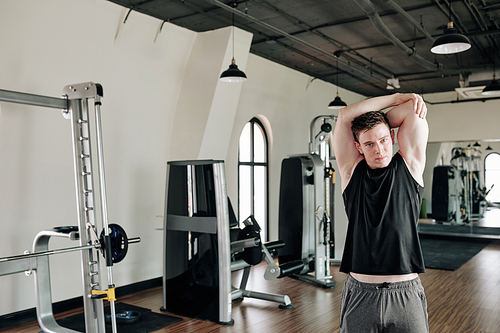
[[278, 115, 336, 288], [161, 160, 302, 325], [432, 166, 460, 222], [0, 83, 140, 333], [432, 146, 491, 224], [161, 160, 233, 324], [229, 207, 304, 309]]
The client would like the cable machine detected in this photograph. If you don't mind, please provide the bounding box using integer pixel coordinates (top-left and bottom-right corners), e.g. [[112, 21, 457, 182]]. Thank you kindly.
[[432, 146, 490, 224], [278, 115, 336, 288], [0, 83, 139, 333]]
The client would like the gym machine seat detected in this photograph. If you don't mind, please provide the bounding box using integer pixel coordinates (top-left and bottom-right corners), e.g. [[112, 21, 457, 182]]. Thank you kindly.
[[228, 201, 304, 309]]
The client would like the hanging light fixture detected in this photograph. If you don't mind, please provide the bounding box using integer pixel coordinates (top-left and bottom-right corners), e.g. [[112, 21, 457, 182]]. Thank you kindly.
[[482, 76, 500, 95], [328, 60, 347, 109], [483, 49, 500, 95], [220, 3, 247, 83], [486, 145, 493, 151], [328, 95, 347, 109], [430, 2, 471, 55], [431, 22, 471, 54], [220, 58, 247, 82], [473, 141, 481, 147]]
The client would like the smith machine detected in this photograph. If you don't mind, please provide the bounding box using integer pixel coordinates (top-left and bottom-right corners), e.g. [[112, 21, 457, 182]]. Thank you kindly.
[[0, 83, 139, 333], [278, 115, 337, 288]]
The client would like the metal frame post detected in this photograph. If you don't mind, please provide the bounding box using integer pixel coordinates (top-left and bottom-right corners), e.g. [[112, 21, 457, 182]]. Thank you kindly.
[[0, 82, 115, 332], [213, 162, 232, 324], [64, 82, 108, 333]]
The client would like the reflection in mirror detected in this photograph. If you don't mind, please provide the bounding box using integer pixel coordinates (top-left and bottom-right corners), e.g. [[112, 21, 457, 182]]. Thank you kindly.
[[420, 141, 500, 239]]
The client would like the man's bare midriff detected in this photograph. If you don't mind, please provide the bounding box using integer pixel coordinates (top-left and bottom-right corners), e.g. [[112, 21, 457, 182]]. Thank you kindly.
[[350, 272, 418, 283]]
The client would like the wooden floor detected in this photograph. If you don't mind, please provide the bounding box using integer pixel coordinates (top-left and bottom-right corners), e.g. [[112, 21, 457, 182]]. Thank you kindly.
[[2, 243, 500, 333]]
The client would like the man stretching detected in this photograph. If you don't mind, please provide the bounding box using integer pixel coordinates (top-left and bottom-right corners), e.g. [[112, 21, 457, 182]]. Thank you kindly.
[[333, 93, 429, 332]]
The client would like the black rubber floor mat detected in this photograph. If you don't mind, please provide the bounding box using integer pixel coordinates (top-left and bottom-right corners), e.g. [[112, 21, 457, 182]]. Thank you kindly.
[[55, 302, 182, 333]]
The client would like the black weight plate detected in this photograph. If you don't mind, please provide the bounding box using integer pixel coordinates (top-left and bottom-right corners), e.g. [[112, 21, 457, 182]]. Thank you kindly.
[[100, 223, 129, 263], [105, 310, 142, 325], [109, 224, 128, 263]]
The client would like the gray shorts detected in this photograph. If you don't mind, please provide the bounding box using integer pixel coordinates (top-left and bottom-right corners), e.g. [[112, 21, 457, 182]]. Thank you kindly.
[[340, 274, 429, 333]]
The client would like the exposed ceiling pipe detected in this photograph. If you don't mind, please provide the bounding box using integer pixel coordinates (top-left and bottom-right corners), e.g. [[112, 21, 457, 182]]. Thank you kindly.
[[383, 0, 435, 43], [353, 0, 443, 71], [266, 40, 389, 93], [462, 0, 497, 50], [466, 28, 500, 38], [258, 0, 394, 78], [424, 96, 500, 105], [208, 0, 392, 88]]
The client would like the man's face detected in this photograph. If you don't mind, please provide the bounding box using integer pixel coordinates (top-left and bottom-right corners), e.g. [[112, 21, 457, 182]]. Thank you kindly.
[[355, 123, 395, 169]]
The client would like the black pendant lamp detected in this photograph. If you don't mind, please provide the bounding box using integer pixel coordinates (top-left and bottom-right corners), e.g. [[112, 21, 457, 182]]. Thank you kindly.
[[482, 76, 500, 95], [483, 49, 500, 95], [431, 3, 471, 55], [328, 60, 347, 109], [431, 22, 471, 54], [220, 5, 247, 83], [486, 145, 493, 151], [220, 58, 247, 82], [328, 95, 347, 109]]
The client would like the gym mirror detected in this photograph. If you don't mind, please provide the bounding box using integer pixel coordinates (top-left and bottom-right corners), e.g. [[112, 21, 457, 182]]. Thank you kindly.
[[420, 141, 500, 239]]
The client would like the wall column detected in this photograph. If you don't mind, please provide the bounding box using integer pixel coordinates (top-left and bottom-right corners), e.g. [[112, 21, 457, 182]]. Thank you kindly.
[[169, 26, 252, 161]]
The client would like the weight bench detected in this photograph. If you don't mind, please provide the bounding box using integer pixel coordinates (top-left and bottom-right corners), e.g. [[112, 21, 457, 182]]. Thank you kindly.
[[228, 202, 304, 309]]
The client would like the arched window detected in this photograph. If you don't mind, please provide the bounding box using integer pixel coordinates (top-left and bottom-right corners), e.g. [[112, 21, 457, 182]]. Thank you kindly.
[[485, 152, 500, 203], [238, 118, 269, 241]]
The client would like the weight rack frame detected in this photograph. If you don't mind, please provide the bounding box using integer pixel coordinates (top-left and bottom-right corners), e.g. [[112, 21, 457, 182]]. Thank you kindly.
[[0, 83, 116, 333]]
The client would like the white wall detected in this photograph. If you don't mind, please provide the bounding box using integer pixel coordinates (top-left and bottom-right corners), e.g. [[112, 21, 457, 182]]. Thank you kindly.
[[3, 0, 500, 319], [425, 91, 500, 143]]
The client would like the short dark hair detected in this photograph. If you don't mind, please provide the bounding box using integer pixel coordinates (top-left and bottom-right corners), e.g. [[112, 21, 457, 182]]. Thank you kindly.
[[351, 111, 390, 143]]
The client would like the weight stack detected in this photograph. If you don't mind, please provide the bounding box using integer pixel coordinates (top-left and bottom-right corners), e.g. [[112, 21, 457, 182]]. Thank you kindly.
[[161, 160, 233, 325], [278, 157, 306, 263], [432, 165, 457, 222]]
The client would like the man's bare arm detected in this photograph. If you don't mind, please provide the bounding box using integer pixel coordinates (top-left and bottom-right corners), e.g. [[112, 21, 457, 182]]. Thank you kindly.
[[385, 97, 428, 185]]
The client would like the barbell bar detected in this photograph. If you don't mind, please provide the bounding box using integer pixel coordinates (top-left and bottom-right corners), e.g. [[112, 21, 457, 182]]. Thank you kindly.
[[0, 233, 140, 263]]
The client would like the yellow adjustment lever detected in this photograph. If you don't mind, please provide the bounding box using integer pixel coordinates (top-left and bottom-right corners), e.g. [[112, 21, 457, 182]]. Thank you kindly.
[[91, 287, 116, 302]]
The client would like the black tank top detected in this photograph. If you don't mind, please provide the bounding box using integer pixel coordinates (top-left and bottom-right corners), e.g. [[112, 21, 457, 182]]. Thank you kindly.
[[340, 152, 425, 275]]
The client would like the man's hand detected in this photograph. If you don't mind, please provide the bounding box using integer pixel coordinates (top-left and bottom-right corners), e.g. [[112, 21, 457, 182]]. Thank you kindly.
[[395, 93, 426, 119]]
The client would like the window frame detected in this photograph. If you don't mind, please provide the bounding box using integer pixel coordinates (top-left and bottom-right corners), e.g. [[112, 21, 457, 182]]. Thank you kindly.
[[238, 117, 269, 241], [484, 152, 500, 203]]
